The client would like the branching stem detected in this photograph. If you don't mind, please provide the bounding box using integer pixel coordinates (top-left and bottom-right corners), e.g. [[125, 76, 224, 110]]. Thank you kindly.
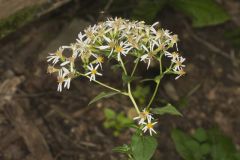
[[76, 72, 128, 96], [146, 54, 163, 109], [119, 58, 140, 114]]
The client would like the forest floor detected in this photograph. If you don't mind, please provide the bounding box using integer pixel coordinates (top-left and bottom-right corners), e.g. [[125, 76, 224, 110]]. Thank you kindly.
[[0, 1, 240, 160]]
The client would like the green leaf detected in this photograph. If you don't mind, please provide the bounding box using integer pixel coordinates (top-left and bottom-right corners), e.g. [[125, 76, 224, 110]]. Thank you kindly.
[[200, 143, 211, 155], [88, 91, 118, 105], [169, 0, 230, 27], [113, 144, 131, 154], [193, 128, 208, 142], [104, 108, 116, 119], [152, 104, 182, 116], [208, 129, 237, 160], [171, 129, 196, 160], [132, 0, 167, 23], [185, 140, 202, 160], [131, 135, 158, 160]]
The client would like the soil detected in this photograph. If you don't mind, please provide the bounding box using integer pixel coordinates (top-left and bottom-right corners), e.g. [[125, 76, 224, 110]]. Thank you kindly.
[[0, 1, 239, 160]]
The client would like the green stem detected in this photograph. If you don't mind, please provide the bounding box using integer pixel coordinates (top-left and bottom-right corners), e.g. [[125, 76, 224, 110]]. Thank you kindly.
[[131, 58, 139, 77], [146, 54, 163, 109], [76, 72, 128, 96], [119, 58, 140, 114], [128, 84, 140, 114], [146, 79, 161, 109]]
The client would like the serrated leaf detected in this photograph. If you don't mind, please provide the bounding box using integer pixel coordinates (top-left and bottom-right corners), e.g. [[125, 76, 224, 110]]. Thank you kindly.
[[152, 104, 182, 116], [131, 135, 158, 160], [88, 91, 118, 105], [169, 0, 230, 27]]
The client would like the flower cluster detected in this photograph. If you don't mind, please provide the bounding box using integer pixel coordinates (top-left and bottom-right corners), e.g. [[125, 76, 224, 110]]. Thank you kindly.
[[46, 17, 186, 91], [133, 108, 157, 136]]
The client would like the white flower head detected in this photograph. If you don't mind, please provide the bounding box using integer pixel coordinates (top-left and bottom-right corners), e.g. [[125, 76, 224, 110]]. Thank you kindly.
[[173, 68, 186, 80], [172, 56, 186, 71], [115, 42, 132, 61], [142, 118, 157, 136], [60, 55, 76, 72], [57, 68, 65, 92], [46, 17, 186, 91], [140, 43, 155, 69], [133, 108, 153, 125], [47, 47, 64, 65], [98, 35, 116, 57], [85, 64, 102, 81], [56, 67, 73, 92], [164, 51, 179, 61], [92, 54, 104, 69]]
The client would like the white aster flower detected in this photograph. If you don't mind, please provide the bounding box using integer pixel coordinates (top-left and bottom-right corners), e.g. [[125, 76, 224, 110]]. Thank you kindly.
[[57, 67, 73, 91], [98, 35, 116, 57], [47, 65, 58, 74], [57, 69, 65, 92], [133, 108, 153, 125], [47, 48, 64, 64], [84, 25, 97, 42], [115, 42, 132, 61], [164, 51, 179, 61], [172, 56, 186, 71], [106, 17, 126, 32], [173, 68, 186, 80], [171, 35, 179, 51], [163, 29, 172, 39], [142, 119, 157, 136], [92, 54, 104, 69], [85, 64, 102, 81], [60, 55, 76, 72], [140, 43, 155, 69], [62, 67, 74, 89], [77, 32, 86, 41]]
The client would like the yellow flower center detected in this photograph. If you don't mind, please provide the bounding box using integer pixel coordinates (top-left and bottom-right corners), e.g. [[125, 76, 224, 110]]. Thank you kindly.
[[139, 111, 149, 119], [172, 35, 178, 43], [85, 31, 94, 38], [47, 66, 58, 74], [178, 69, 186, 75], [97, 56, 104, 63], [172, 52, 179, 58], [115, 46, 123, 53], [175, 60, 182, 66], [147, 123, 153, 129], [55, 50, 63, 57], [143, 111, 149, 116], [57, 76, 64, 83], [109, 41, 116, 48], [91, 69, 97, 75]]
